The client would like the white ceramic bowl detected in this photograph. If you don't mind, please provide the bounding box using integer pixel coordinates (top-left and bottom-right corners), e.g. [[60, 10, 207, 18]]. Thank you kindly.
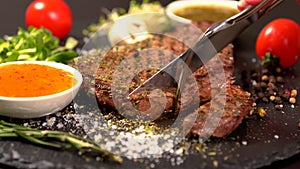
[[0, 61, 82, 118], [166, 0, 239, 24]]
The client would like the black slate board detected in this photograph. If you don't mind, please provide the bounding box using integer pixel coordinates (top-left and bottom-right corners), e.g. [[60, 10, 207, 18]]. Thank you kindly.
[[1, 0, 300, 169]]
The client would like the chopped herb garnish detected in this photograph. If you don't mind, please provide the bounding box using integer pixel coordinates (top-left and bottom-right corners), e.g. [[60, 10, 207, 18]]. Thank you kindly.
[[0, 27, 78, 64]]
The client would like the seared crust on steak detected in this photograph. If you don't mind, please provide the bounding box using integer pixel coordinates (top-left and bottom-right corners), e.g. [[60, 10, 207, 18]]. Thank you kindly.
[[75, 24, 253, 138], [94, 41, 235, 119], [126, 44, 235, 119], [89, 31, 235, 114], [94, 34, 188, 112], [183, 85, 253, 138]]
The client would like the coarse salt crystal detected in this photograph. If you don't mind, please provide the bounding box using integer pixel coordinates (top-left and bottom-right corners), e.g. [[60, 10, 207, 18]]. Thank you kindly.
[[242, 141, 248, 145], [56, 122, 64, 129]]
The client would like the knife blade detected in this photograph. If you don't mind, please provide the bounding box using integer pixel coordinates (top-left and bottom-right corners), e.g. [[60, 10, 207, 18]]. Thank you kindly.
[[129, 0, 285, 96]]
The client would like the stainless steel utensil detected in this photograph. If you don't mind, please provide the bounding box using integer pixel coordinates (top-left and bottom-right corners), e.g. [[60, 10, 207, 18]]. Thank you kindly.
[[129, 0, 285, 110]]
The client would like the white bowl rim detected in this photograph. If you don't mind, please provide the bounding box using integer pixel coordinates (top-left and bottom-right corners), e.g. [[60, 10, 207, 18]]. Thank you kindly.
[[166, 0, 239, 8], [166, 0, 239, 23], [0, 61, 83, 101]]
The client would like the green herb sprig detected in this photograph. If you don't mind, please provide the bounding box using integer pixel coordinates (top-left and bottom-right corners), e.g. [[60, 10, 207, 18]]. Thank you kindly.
[[0, 27, 78, 64], [0, 120, 122, 163]]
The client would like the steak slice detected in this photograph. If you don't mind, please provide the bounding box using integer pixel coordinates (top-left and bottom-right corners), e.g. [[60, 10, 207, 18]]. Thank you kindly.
[[93, 34, 188, 111], [183, 85, 253, 138], [75, 23, 253, 138], [92, 36, 235, 118], [126, 44, 235, 119], [75, 31, 235, 119], [76, 25, 234, 114]]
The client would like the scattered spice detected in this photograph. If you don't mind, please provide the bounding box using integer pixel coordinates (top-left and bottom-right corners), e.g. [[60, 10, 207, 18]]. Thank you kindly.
[[213, 160, 219, 167], [262, 97, 269, 103], [291, 89, 297, 97], [274, 96, 282, 104], [261, 75, 269, 81], [276, 76, 284, 83], [269, 95, 275, 102], [275, 104, 283, 110], [208, 152, 217, 156], [244, 63, 298, 113], [289, 97, 296, 104], [257, 108, 266, 117]]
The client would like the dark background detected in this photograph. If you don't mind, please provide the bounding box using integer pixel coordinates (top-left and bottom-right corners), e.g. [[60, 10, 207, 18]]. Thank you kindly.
[[0, 0, 173, 38], [0, 0, 299, 169]]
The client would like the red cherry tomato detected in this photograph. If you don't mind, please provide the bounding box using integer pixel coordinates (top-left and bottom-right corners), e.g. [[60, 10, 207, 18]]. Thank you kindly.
[[256, 18, 300, 68], [25, 0, 72, 39]]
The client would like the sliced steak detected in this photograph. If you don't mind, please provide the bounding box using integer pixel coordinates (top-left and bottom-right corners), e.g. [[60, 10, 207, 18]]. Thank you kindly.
[[126, 44, 235, 119], [94, 34, 188, 111], [92, 35, 235, 118], [183, 85, 253, 138], [75, 23, 252, 138]]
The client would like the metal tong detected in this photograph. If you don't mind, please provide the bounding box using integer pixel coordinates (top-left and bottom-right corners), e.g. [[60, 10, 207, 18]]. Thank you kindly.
[[129, 0, 285, 106]]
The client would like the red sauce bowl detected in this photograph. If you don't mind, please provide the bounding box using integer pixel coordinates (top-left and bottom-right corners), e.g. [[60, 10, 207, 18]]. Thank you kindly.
[[0, 61, 82, 118]]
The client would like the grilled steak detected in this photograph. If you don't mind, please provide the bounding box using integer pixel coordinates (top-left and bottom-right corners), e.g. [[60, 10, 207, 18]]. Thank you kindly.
[[121, 44, 235, 119], [92, 34, 235, 118], [183, 85, 253, 138], [94, 34, 188, 111], [76, 24, 252, 138]]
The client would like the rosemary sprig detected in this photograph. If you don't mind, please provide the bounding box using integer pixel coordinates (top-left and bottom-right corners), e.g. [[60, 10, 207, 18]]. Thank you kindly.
[[0, 120, 122, 163]]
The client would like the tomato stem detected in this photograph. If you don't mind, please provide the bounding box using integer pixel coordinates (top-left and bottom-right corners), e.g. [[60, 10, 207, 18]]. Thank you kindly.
[[262, 52, 280, 67]]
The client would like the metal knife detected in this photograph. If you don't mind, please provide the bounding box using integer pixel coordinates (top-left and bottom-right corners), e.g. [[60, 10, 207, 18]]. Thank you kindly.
[[129, 0, 285, 97]]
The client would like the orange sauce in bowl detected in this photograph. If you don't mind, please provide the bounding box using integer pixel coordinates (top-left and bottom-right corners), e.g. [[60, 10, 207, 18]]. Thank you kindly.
[[0, 63, 75, 97]]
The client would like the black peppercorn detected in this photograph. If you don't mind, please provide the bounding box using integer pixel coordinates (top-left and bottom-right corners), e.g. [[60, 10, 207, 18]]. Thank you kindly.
[[275, 104, 282, 110], [281, 93, 289, 101], [262, 68, 269, 75], [260, 82, 267, 90], [274, 96, 282, 104], [276, 76, 284, 83], [258, 92, 264, 98], [262, 97, 269, 103]]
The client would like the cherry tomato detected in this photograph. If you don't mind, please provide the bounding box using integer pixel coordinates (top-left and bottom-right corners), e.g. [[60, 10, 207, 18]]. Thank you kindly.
[[256, 18, 300, 68], [25, 0, 72, 39]]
